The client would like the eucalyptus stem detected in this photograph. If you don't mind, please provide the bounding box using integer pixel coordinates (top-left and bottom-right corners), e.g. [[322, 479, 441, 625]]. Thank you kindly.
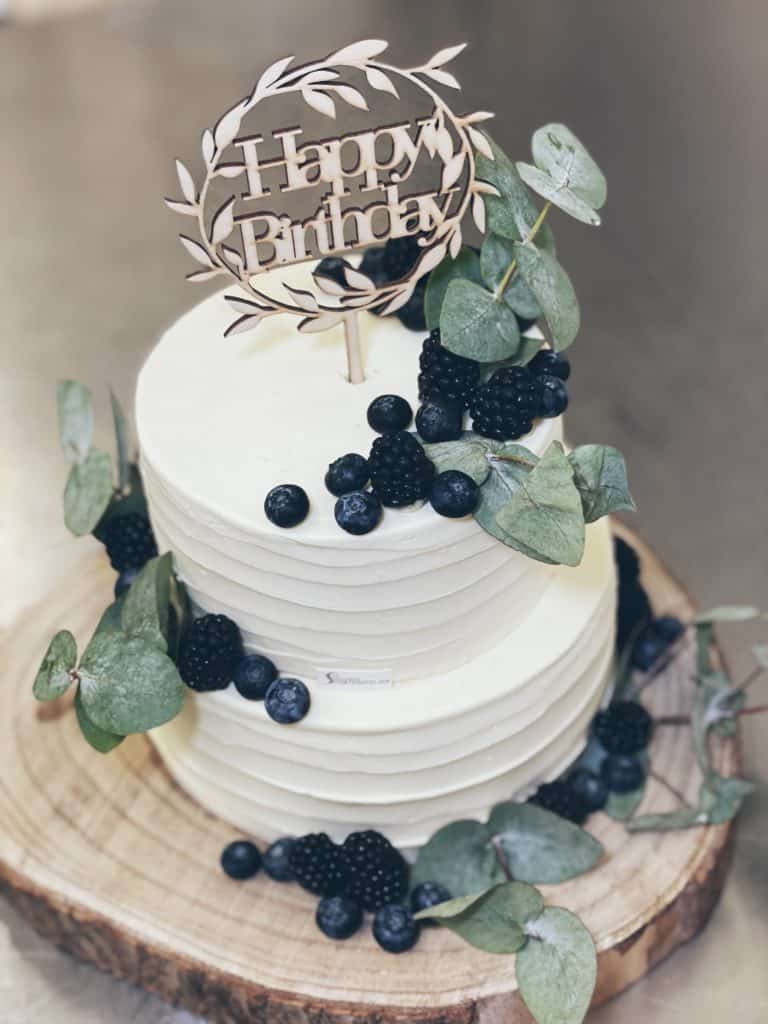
[[495, 201, 552, 301], [489, 453, 538, 469], [491, 836, 513, 881]]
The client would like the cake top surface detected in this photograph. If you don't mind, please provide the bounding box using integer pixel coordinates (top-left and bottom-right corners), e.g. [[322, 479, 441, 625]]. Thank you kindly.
[[136, 263, 560, 545]]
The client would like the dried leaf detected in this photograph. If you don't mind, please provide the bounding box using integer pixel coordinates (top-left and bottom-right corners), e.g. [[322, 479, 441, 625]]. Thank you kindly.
[[449, 228, 462, 259], [379, 283, 415, 316], [441, 152, 465, 190], [210, 196, 236, 245], [334, 84, 368, 110], [214, 99, 247, 151], [224, 312, 270, 337], [164, 198, 197, 216], [201, 128, 215, 165], [343, 266, 375, 290], [175, 160, 196, 204], [428, 43, 467, 68], [302, 88, 336, 118], [472, 192, 486, 233], [216, 163, 246, 179], [464, 110, 495, 125], [473, 179, 501, 197], [179, 235, 215, 268], [283, 283, 320, 312], [468, 125, 493, 159], [364, 66, 398, 97], [330, 39, 388, 64], [298, 313, 344, 333], [254, 54, 294, 96]]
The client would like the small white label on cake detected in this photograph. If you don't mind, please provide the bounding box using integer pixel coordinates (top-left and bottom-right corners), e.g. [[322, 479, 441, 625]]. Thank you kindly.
[[316, 668, 393, 689]]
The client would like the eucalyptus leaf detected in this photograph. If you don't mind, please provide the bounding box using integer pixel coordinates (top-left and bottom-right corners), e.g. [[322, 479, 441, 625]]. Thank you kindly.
[[531, 123, 607, 210], [517, 162, 601, 226], [474, 446, 539, 546], [495, 442, 585, 567], [92, 597, 126, 639], [517, 907, 597, 1024], [120, 552, 173, 653], [57, 380, 94, 464], [693, 605, 759, 624], [488, 802, 603, 884], [63, 448, 114, 536], [568, 445, 635, 522], [698, 776, 754, 824], [33, 630, 77, 701], [110, 389, 130, 492], [422, 432, 493, 485], [418, 882, 543, 954], [95, 462, 149, 539], [79, 631, 185, 735], [604, 784, 645, 821], [75, 685, 124, 753], [480, 233, 542, 319], [695, 621, 715, 677], [514, 242, 580, 351], [440, 279, 520, 362], [475, 134, 541, 240], [424, 246, 483, 330], [515, 331, 546, 366], [625, 807, 702, 832], [411, 820, 503, 896]]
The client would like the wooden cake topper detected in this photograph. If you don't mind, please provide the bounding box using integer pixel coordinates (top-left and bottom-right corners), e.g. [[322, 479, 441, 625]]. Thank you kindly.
[[165, 40, 498, 382]]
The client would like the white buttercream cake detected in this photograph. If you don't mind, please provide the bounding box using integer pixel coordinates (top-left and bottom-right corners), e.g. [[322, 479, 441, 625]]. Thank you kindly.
[[137, 263, 616, 850]]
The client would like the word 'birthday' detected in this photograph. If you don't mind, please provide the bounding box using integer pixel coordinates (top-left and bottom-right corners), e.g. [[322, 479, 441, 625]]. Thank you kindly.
[[229, 114, 458, 274]]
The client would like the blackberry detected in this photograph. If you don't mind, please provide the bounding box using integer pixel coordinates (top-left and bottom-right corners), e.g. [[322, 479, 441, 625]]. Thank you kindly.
[[368, 431, 436, 508], [528, 780, 588, 825], [179, 613, 243, 692], [469, 366, 542, 441], [383, 235, 421, 279], [617, 580, 652, 650], [418, 329, 480, 410], [396, 277, 428, 331], [289, 833, 348, 896], [614, 536, 641, 586], [594, 701, 653, 755], [341, 830, 409, 912], [103, 513, 157, 572]]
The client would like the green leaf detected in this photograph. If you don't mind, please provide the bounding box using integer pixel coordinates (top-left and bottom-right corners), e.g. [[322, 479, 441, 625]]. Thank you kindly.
[[568, 445, 635, 522], [424, 246, 483, 331], [33, 630, 77, 701], [474, 446, 539, 546], [79, 631, 185, 735], [517, 907, 597, 1024], [63, 449, 114, 536], [514, 242, 580, 351], [422, 432, 493, 485], [411, 820, 503, 896], [95, 462, 149, 540], [515, 329, 547, 366], [480, 233, 542, 320], [698, 776, 754, 824], [110, 389, 130, 492], [416, 882, 543, 954], [531, 123, 607, 210], [440, 279, 520, 362], [57, 380, 94, 464], [475, 134, 541, 240], [693, 605, 759, 624], [75, 685, 124, 753], [604, 784, 645, 821], [488, 802, 603, 884], [495, 442, 585, 567], [92, 597, 126, 639], [517, 162, 601, 226], [120, 553, 173, 653], [625, 807, 702, 832]]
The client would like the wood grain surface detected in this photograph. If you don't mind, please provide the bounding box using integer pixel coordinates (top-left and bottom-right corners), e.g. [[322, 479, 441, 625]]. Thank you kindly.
[[0, 525, 738, 1023]]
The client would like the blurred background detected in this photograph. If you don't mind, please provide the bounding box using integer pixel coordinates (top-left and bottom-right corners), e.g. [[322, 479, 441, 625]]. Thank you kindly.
[[1, 1, 766, 1021]]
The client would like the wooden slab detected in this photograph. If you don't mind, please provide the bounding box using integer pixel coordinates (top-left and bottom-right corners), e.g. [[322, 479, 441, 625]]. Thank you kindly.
[[0, 526, 738, 1023]]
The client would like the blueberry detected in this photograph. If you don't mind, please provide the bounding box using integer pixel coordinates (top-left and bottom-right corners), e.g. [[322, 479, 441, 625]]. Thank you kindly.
[[654, 615, 685, 644], [220, 840, 262, 880], [529, 349, 571, 381], [600, 754, 645, 793], [325, 453, 370, 497], [614, 536, 641, 586], [264, 484, 309, 528], [263, 837, 296, 881], [568, 769, 608, 813], [631, 628, 667, 671], [429, 470, 479, 519], [316, 894, 363, 940], [538, 375, 569, 418], [410, 881, 451, 917], [233, 654, 278, 701], [396, 277, 428, 332], [315, 256, 350, 287], [367, 395, 413, 434], [382, 235, 421, 279], [114, 566, 140, 598], [265, 677, 311, 724], [372, 904, 420, 953], [334, 491, 383, 535], [415, 396, 463, 443]]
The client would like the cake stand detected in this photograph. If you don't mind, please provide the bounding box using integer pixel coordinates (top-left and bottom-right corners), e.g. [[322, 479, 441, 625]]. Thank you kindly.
[[0, 525, 737, 1023]]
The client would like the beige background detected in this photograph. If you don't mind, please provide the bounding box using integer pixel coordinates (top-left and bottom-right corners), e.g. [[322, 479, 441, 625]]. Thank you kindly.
[[1, 1, 767, 1020]]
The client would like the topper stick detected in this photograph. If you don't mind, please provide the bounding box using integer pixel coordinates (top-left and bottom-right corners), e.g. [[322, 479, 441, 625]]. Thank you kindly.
[[343, 313, 365, 384]]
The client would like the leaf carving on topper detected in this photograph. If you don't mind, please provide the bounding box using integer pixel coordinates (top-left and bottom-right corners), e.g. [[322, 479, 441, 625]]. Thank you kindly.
[[164, 40, 499, 337]]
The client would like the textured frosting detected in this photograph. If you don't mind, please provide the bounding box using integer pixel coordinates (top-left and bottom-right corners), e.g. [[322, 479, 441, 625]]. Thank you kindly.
[[138, 265, 617, 847]]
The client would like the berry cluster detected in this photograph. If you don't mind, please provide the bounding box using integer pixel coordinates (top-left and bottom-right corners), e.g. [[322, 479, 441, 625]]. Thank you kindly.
[[101, 512, 159, 598], [220, 827, 446, 954], [178, 612, 311, 725]]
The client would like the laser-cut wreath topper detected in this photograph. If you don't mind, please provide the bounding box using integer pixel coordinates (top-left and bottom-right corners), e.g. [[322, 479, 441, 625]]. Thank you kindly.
[[165, 39, 500, 381]]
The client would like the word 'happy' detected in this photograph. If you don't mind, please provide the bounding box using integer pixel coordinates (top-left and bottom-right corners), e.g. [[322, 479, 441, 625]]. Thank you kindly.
[[229, 113, 458, 273]]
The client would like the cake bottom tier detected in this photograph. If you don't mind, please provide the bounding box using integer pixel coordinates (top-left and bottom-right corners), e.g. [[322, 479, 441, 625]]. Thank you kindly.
[[151, 519, 616, 850]]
